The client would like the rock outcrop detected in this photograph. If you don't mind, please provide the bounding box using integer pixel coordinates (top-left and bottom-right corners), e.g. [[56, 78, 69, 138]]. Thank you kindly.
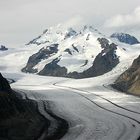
[[0, 73, 11, 91], [111, 33, 139, 45], [79, 38, 119, 78], [22, 44, 59, 73], [0, 73, 47, 140], [0, 73, 68, 140], [112, 55, 140, 96], [0, 45, 8, 51]]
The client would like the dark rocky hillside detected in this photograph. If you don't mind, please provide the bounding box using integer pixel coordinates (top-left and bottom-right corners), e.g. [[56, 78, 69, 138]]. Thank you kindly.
[[0, 73, 11, 91], [0, 73, 48, 140], [22, 44, 59, 73], [77, 38, 119, 78], [112, 55, 140, 96], [0, 45, 8, 51], [0, 73, 68, 140], [111, 33, 139, 45]]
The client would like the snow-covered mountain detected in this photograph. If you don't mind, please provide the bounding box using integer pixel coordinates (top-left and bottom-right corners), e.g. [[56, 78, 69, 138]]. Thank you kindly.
[[0, 24, 140, 140], [110, 33, 140, 45], [22, 25, 126, 78]]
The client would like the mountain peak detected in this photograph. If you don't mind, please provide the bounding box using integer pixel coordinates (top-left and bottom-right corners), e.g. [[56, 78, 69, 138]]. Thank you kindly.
[[22, 24, 122, 79], [64, 28, 77, 39], [83, 25, 97, 32], [110, 32, 139, 45]]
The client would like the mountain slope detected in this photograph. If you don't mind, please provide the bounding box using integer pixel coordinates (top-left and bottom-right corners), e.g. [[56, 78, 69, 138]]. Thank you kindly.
[[113, 55, 140, 96], [0, 73, 50, 140], [22, 25, 124, 78], [110, 33, 139, 45], [0, 73, 11, 91]]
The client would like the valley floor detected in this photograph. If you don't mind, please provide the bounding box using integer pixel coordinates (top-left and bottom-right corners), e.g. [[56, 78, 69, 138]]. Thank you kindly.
[[2, 65, 140, 140], [0, 45, 140, 140]]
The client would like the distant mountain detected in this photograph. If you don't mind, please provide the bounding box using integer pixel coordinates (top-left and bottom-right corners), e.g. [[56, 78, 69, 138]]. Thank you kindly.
[[113, 55, 140, 96], [0, 45, 8, 51], [110, 33, 139, 45], [22, 25, 122, 78]]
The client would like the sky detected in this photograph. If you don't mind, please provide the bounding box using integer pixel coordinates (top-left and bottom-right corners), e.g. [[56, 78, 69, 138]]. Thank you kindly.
[[0, 0, 140, 47]]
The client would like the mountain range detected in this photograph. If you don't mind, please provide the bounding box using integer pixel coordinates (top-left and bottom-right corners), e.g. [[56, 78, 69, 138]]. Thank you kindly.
[[0, 24, 140, 94], [0, 23, 140, 140], [22, 25, 133, 79]]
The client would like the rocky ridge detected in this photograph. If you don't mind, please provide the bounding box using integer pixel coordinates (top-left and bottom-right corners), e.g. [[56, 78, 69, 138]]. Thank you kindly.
[[0, 73, 68, 139], [22, 25, 121, 78], [110, 33, 139, 45], [112, 55, 140, 96]]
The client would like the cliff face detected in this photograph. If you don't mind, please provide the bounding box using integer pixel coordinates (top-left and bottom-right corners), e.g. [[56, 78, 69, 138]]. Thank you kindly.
[[0, 73, 11, 91], [0, 73, 48, 140], [0, 73, 68, 140], [0, 45, 8, 51], [113, 55, 140, 96]]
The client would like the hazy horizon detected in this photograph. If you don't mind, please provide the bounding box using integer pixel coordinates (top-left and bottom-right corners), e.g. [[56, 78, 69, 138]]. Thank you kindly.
[[1, 0, 140, 47]]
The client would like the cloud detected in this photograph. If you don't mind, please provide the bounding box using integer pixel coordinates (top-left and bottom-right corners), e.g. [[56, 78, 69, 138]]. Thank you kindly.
[[1, 0, 140, 46], [62, 16, 86, 29], [104, 6, 140, 28]]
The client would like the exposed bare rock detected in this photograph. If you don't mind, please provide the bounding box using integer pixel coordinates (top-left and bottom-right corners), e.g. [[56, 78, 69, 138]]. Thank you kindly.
[[0, 73, 11, 91], [111, 33, 140, 45], [0, 73, 68, 140], [0, 45, 8, 51], [113, 55, 140, 96]]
